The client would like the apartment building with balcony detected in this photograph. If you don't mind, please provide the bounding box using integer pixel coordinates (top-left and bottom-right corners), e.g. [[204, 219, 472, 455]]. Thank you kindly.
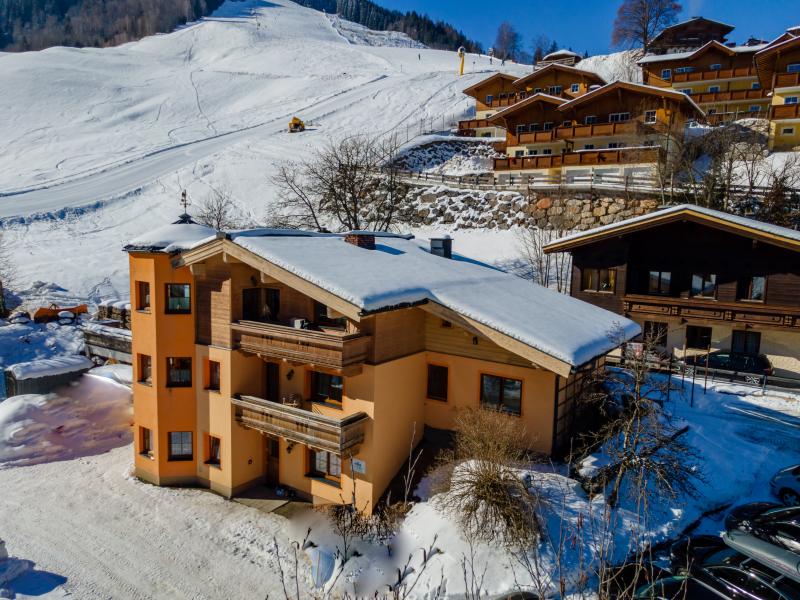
[[755, 27, 800, 151], [544, 205, 800, 378], [125, 219, 637, 512], [488, 81, 703, 180]]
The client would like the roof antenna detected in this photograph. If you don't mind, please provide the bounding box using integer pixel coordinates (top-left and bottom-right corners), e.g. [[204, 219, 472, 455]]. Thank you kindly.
[[174, 189, 195, 224]]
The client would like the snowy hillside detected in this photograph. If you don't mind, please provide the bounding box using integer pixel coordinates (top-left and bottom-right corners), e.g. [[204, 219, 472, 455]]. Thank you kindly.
[[328, 14, 426, 48], [0, 0, 526, 301]]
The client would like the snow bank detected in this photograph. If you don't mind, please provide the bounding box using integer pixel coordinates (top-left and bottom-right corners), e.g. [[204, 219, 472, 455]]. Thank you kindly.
[[6, 356, 94, 381], [0, 373, 132, 468]]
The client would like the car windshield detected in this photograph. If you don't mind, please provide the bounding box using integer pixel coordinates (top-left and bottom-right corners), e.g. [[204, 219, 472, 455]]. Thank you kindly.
[[707, 566, 784, 600]]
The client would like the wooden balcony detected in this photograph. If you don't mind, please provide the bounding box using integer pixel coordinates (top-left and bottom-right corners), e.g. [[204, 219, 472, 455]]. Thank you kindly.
[[623, 294, 800, 328], [509, 121, 660, 146], [775, 72, 800, 88], [494, 147, 661, 171], [231, 321, 371, 373], [706, 110, 766, 125], [692, 89, 768, 104], [771, 104, 800, 120], [458, 119, 492, 131], [672, 66, 757, 83], [233, 394, 368, 455], [489, 95, 523, 108]]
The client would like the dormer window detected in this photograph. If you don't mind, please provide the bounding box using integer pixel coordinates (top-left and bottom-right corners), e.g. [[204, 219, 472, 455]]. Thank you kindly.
[[548, 85, 562, 95]]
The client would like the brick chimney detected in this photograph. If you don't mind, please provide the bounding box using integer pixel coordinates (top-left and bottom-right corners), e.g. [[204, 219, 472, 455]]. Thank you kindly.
[[344, 232, 376, 250]]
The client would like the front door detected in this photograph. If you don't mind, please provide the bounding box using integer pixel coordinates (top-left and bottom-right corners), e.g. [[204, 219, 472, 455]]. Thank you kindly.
[[266, 436, 280, 487]]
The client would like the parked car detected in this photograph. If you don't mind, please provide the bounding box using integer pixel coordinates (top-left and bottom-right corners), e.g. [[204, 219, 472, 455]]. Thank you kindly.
[[639, 545, 800, 599], [683, 352, 773, 376], [723, 505, 800, 584], [669, 535, 727, 571], [605, 562, 671, 598], [724, 502, 783, 531], [771, 465, 800, 506]]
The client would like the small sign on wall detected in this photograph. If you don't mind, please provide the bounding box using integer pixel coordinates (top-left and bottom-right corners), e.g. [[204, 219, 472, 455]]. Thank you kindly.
[[350, 458, 367, 475]]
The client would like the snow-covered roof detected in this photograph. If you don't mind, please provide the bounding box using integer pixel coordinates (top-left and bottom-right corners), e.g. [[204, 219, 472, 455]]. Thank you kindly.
[[6, 356, 95, 380], [544, 204, 800, 253], [557, 80, 705, 117], [125, 221, 219, 253], [82, 322, 133, 340], [226, 232, 638, 369], [638, 40, 767, 64], [488, 93, 566, 122], [543, 49, 581, 60]]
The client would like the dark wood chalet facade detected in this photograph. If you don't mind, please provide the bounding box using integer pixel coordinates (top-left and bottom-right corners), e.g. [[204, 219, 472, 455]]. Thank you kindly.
[[544, 205, 800, 377]]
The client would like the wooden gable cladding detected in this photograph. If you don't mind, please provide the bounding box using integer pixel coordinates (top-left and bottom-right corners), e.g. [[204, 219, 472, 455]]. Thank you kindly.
[[194, 258, 232, 348], [755, 35, 800, 90], [649, 18, 734, 53], [513, 64, 605, 95]]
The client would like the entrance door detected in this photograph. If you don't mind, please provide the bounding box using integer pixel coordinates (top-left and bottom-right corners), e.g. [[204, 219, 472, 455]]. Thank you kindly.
[[266, 437, 280, 487]]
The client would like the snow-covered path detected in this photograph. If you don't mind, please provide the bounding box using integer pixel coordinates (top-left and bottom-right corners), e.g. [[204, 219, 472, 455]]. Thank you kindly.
[[0, 445, 297, 599]]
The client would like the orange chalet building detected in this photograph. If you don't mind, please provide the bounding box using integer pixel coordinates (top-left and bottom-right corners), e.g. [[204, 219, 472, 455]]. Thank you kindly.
[[124, 217, 637, 512]]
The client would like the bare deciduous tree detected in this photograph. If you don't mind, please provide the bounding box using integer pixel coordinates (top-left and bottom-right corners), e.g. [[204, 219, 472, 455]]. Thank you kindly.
[[195, 187, 245, 231], [611, 0, 682, 53], [516, 217, 572, 293], [494, 21, 521, 61], [271, 134, 410, 232]]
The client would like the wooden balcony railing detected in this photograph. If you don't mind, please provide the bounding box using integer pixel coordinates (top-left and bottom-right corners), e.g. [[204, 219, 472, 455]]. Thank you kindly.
[[672, 66, 757, 83], [494, 155, 562, 171], [233, 394, 368, 455], [494, 147, 661, 171], [771, 104, 800, 120], [488, 95, 523, 108], [622, 294, 800, 328], [458, 119, 492, 131], [509, 121, 662, 146], [775, 72, 800, 88], [692, 89, 768, 104], [231, 321, 371, 371], [705, 110, 767, 125]]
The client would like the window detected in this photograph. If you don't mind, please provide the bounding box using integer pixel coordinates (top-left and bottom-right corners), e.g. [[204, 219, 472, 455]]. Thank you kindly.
[[165, 284, 191, 314], [309, 450, 341, 482], [752, 81, 761, 90], [516, 124, 527, 135], [441, 319, 452, 328], [314, 301, 346, 328], [708, 85, 720, 93], [168, 431, 193, 461], [549, 85, 562, 95], [643, 140, 656, 147], [608, 142, 620, 149], [732, 331, 761, 355], [543, 122, 554, 131], [529, 123, 541, 131], [648, 270, 671, 295], [749, 105, 762, 112], [686, 325, 712, 350], [140, 427, 153, 457], [782, 127, 796, 135], [533, 87, 542, 93], [166, 357, 192, 387], [206, 436, 221, 466], [584, 144, 595, 150], [675, 66, 695, 74], [740, 275, 766, 301], [609, 112, 630, 123], [679, 88, 692, 95], [581, 268, 616, 293], [570, 83, 580, 93], [136, 281, 151, 311], [485, 94, 493, 104], [138, 354, 152, 385], [528, 149, 538, 156], [515, 150, 525, 158], [584, 115, 597, 125], [242, 288, 280, 322], [643, 321, 668, 346], [709, 63, 722, 71], [480, 374, 522, 415], [691, 273, 717, 298], [562, 120, 572, 127], [785, 96, 799, 105], [542, 149, 552, 155], [644, 110, 657, 124], [787, 64, 800, 74], [661, 68, 672, 80], [311, 371, 343, 404], [207, 360, 220, 391], [427, 365, 448, 401]]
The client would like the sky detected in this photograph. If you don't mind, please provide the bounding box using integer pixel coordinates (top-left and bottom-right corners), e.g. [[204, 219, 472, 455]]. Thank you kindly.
[[377, 0, 799, 56]]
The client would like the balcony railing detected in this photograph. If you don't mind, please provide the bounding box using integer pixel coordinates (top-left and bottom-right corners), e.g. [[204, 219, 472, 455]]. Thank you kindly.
[[488, 95, 523, 108], [775, 72, 800, 88], [508, 121, 664, 146], [495, 148, 661, 171], [233, 394, 368, 455], [771, 104, 800, 120], [706, 110, 767, 125], [458, 119, 492, 131], [692, 89, 768, 104], [231, 320, 371, 371], [672, 66, 757, 83]]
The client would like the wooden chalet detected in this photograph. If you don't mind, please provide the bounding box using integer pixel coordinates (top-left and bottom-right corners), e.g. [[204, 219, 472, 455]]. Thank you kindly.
[[754, 29, 800, 150], [459, 73, 520, 137], [512, 63, 605, 99], [648, 17, 734, 54], [544, 205, 800, 378]]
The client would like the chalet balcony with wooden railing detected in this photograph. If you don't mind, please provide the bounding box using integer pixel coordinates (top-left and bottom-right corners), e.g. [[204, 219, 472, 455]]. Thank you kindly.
[[775, 72, 800, 88], [706, 110, 766, 125], [622, 294, 800, 328], [692, 88, 769, 104], [508, 121, 665, 146], [771, 104, 800, 120], [488, 95, 523, 108], [672, 66, 757, 83], [494, 147, 661, 171], [231, 320, 371, 372], [232, 394, 368, 455]]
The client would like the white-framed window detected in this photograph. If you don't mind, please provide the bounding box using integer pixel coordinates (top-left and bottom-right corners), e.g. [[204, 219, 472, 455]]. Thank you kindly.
[[708, 85, 720, 93], [562, 120, 572, 127], [786, 96, 799, 105], [529, 122, 541, 131], [584, 115, 598, 125], [485, 95, 494, 104], [709, 63, 722, 71], [542, 149, 552, 155], [679, 88, 692, 95], [782, 127, 795, 136], [533, 87, 542, 93], [515, 150, 524, 157], [661, 68, 672, 80], [752, 81, 761, 90], [516, 124, 527, 134], [609, 112, 630, 123], [584, 144, 595, 150], [543, 122, 554, 131], [644, 110, 657, 124], [570, 83, 580, 93], [608, 142, 620, 149], [549, 85, 563, 95], [675, 66, 695, 74], [787, 64, 800, 74], [749, 105, 762, 112], [528, 149, 538, 155]]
